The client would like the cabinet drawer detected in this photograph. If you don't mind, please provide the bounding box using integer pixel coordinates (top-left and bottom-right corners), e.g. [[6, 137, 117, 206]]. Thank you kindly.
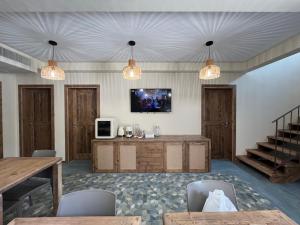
[[137, 143, 164, 172]]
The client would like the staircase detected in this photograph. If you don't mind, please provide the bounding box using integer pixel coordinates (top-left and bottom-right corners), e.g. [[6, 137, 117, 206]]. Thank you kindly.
[[237, 105, 300, 183]]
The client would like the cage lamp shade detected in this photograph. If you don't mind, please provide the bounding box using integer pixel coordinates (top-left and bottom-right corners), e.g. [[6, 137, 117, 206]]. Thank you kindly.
[[199, 59, 221, 80], [41, 60, 65, 80], [122, 59, 142, 80]]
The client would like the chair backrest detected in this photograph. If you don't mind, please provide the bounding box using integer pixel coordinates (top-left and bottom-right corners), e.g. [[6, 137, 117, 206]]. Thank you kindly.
[[32, 150, 56, 157], [57, 189, 116, 217], [187, 180, 238, 212]]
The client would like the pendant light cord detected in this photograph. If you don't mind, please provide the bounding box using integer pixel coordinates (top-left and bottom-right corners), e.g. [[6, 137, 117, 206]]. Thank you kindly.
[[52, 45, 55, 61], [131, 45, 134, 60], [208, 45, 211, 59]]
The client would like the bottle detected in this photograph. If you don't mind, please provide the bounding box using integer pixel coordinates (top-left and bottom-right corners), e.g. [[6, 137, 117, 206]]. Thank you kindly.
[[153, 124, 160, 137]]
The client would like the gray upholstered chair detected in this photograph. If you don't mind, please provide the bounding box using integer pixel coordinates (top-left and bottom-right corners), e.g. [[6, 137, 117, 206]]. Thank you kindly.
[[186, 180, 238, 212], [3, 150, 56, 215], [3, 200, 22, 216], [32, 150, 56, 157], [57, 189, 116, 217], [32, 150, 56, 182]]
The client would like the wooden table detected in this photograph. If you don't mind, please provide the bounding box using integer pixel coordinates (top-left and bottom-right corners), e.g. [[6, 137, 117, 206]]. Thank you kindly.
[[7, 216, 141, 225], [163, 210, 298, 225], [0, 157, 63, 225]]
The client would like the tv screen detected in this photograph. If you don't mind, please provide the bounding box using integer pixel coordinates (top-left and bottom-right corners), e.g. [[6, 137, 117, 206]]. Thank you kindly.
[[130, 89, 172, 112]]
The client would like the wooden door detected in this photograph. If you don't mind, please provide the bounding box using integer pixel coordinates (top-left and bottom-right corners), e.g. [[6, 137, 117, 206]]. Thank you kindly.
[[0, 82, 2, 159], [65, 85, 99, 161], [202, 85, 236, 160], [19, 85, 54, 157]]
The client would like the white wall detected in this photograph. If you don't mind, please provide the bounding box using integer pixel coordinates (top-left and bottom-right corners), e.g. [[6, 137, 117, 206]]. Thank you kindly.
[[2, 53, 300, 159], [14, 72, 241, 159], [0, 73, 19, 157], [234, 52, 300, 155]]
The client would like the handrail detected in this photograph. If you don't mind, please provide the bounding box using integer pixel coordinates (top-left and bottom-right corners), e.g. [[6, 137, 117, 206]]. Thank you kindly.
[[271, 104, 300, 171], [272, 105, 300, 123]]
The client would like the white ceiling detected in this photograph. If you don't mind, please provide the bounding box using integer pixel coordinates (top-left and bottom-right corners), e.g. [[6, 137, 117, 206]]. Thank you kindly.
[[0, 12, 300, 62], [1, 0, 300, 12]]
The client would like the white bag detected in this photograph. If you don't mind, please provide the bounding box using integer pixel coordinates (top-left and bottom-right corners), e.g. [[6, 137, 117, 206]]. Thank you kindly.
[[202, 189, 237, 212]]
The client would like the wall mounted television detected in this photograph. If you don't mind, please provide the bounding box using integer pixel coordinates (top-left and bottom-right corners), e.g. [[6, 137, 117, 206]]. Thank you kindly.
[[130, 89, 172, 112]]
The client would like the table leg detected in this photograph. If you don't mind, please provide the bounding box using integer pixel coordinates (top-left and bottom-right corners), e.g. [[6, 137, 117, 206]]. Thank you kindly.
[[52, 162, 62, 214], [0, 193, 3, 225]]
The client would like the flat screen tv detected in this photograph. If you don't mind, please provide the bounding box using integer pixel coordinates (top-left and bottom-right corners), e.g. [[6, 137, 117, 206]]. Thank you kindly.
[[130, 89, 172, 112]]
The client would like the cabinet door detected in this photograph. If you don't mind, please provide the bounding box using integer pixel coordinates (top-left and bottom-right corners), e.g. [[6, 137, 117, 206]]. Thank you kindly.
[[119, 144, 137, 172], [93, 142, 117, 172], [137, 143, 164, 172], [187, 142, 209, 172], [165, 142, 184, 172]]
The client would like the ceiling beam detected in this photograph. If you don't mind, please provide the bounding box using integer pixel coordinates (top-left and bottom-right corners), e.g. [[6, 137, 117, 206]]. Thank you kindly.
[[1, 0, 300, 12], [246, 34, 300, 71]]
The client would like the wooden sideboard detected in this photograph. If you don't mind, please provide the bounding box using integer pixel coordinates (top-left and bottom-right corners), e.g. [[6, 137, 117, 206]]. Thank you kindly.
[[92, 135, 211, 173]]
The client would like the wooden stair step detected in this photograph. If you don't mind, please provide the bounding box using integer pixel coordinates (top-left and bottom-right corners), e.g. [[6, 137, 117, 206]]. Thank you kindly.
[[257, 142, 298, 157], [278, 129, 300, 135], [268, 135, 300, 145], [247, 149, 283, 164], [247, 149, 299, 167], [289, 122, 300, 126], [237, 155, 284, 178], [289, 123, 300, 128]]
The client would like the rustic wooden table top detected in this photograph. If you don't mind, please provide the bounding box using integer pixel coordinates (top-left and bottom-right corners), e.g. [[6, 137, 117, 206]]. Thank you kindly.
[[163, 210, 298, 225], [7, 216, 142, 225], [0, 157, 62, 193]]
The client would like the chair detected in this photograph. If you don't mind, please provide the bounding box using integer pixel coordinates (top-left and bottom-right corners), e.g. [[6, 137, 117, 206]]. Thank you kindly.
[[32, 150, 56, 182], [3, 150, 56, 215], [3, 200, 22, 216], [186, 180, 238, 212], [57, 189, 116, 217], [32, 150, 56, 157]]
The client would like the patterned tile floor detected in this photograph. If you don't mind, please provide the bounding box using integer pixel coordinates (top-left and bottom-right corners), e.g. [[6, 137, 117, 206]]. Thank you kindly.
[[4, 164, 275, 225]]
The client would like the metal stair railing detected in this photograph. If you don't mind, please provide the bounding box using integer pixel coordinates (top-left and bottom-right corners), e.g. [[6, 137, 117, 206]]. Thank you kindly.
[[272, 105, 300, 171]]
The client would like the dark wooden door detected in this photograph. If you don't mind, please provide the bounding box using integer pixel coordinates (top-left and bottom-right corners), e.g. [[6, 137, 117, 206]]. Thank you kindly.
[[202, 85, 236, 160], [0, 82, 3, 159], [65, 85, 99, 161], [19, 85, 54, 157]]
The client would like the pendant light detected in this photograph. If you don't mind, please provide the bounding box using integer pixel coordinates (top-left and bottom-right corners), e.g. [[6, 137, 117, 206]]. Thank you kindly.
[[41, 40, 65, 80], [199, 41, 220, 80], [122, 40, 142, 80]]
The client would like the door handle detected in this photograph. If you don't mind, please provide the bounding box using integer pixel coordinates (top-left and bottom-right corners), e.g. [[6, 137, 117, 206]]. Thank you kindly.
[[224, 121, 229, 127]]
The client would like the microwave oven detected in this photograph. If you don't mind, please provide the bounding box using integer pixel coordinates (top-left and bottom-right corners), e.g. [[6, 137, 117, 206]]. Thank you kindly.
[[95, 118, 118, 139]]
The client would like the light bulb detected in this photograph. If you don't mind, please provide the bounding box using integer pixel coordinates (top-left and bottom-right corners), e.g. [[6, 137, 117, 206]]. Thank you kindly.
[[129, 69, 134, 77], [207, 69, 212, 77], [51, 69, 55, 77]]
